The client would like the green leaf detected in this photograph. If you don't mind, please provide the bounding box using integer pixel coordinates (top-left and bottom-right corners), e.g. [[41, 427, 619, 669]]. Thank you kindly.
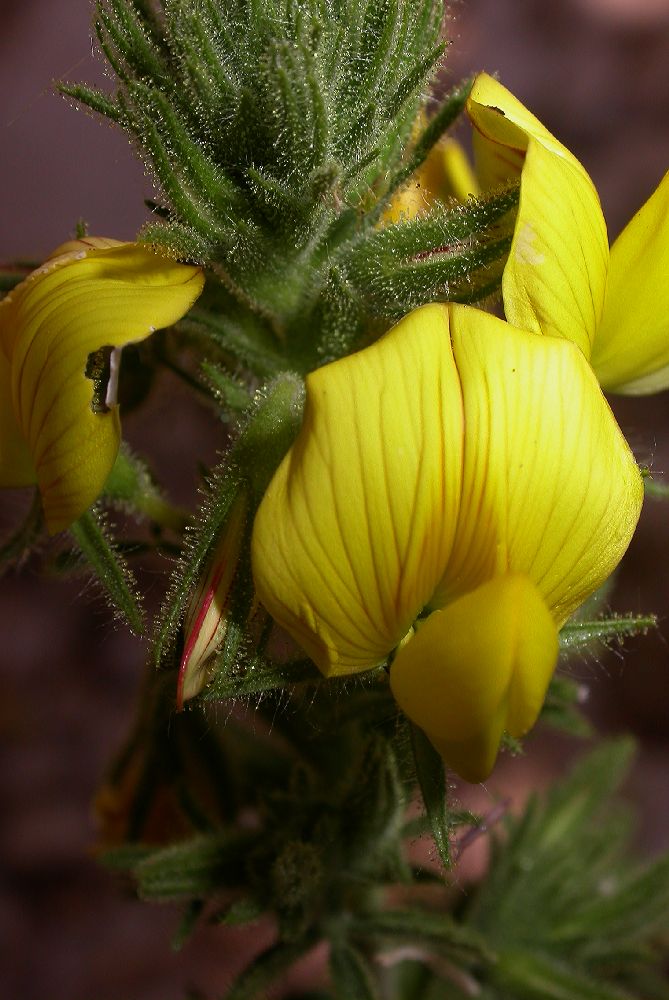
[[409, 723, 452, 870], [559, 614, 657, 652], [172, 899, 205, 952], [341, 735, 407, 878], [492, 950, 635, 1000], [134, 831, 260, 901], [68, 509, 143, 632], [100, 843, 155, 870], [353, 908, 493, 967], [455, 740, 669, 997], [329, 942, 380, 1000], [226, 936, 319, 1000]]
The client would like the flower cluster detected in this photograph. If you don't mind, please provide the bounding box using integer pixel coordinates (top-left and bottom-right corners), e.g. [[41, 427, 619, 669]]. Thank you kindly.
[[2, 74, 667, 781]]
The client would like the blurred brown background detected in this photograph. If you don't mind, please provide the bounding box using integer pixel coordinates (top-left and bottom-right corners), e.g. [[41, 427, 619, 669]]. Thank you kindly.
[[2, 1, 669, 997]]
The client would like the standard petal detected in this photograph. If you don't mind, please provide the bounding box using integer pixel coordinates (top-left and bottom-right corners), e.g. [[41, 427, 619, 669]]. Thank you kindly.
[[467, 74, 608, 357], [592, 171, 669, 393], [251, 303, 464, 676], [436, 305, 643, 625], [390, 574, 558, 782], [0, 241, 204, 532]]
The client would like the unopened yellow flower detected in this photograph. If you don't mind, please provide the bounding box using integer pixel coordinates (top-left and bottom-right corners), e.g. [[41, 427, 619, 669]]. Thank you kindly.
[[252, 303, 643, 781], [0, 238, 204, 532], [468, 73, 669, 394], [178, 494, 248, 708]]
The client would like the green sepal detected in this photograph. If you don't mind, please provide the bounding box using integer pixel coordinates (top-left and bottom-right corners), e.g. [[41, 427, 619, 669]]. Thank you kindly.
[[94, 0, 168, 86], [329, 942, 380, 1000], [385, 40, 446, 120], [346, 187, 518, 316], [201, 656, 322, 701], [200, 361, 253, 413], [409, 722, 453, 871], [559, 614, 657, 652], [102, 443, 187, 533], [263, 37, 328, 186], [68, 508, 144, 633], [58, 82, 124, 125]]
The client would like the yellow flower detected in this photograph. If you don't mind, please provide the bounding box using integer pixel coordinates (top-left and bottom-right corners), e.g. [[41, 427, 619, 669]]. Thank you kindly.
[[467, 73, 669, 394], [0, 238, 204, 533], [251, 303, 643, 781]]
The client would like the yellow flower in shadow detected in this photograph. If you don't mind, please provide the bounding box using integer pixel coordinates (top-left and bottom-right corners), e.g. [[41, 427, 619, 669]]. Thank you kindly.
[[252, 303, 643, 781], [0, 238, 204, 532], [383, 136, 480, 223]]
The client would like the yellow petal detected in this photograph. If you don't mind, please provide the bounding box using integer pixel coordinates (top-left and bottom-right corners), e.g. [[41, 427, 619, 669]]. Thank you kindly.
[[251, 303, 464, 676], [0, 241, 204, 533], [467, 74, 609, 358], [592, 171, 669, 393], [178, 494, 247, 707], [382, 181, 430, 224], [438, 138, 480, 202], [390, 574, 558, 782], [382, 137, 480, 225], [435, 305, 643, 625]]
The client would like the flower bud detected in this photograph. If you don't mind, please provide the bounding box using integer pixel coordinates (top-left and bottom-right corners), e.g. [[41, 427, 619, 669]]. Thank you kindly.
[[177, 494, 248, 708]]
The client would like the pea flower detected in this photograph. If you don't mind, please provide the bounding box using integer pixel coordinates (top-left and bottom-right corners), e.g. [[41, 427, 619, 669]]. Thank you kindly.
[[251, 303, 643, 781], [0, 238, 204, 532], [467, 73, 669, 394]]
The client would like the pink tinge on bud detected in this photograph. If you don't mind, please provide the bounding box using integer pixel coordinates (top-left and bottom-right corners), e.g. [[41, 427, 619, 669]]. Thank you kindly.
[[177, 494, 248, 709]]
